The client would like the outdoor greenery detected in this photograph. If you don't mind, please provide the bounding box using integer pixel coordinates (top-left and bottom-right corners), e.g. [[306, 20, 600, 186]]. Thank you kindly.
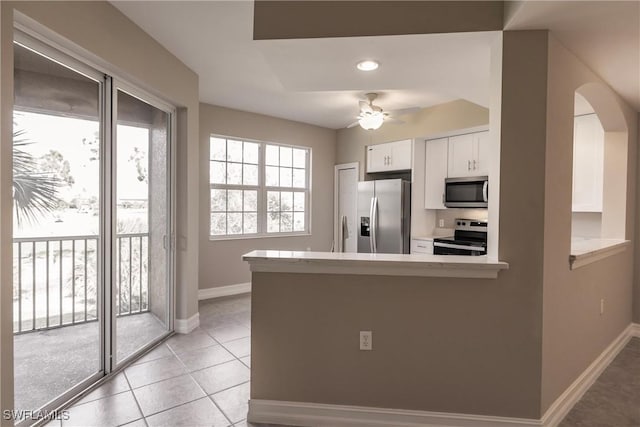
[[12, 129, 62, 225]]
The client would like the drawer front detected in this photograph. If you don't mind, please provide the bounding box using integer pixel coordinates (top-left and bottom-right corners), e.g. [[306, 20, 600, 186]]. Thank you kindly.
[[411, 239, 433, 254]]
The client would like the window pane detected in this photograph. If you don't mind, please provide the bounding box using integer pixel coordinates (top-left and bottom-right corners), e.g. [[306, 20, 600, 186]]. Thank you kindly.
[[294, 212, 305, 231], [243, 164, 258, 186], [293, 148, 306, 168], [244, 190, 257, 211], [244, 142, 259, 164], [211, 213, 227, 235], [280, 192, 293, 211], [292, 168, 305, 188], [280, 167, 292, 187], [267, 191, 280, 212], [228, 213, 242, 234], [281, 212, 293, 232], [227, 139, 243, 162], [210, 137, 226, 161], [211, 189, 226, 212], [293, 192, 305, 211], [210, 161, 226, 184], [244, 213, 257, 234], [267, 213, 280, 232], [227, 162, 242, 185], [265, 166, 279, 187], [280, 147, 292, 167], [228, 190, 242, 211], [266, 145, 279, 166]]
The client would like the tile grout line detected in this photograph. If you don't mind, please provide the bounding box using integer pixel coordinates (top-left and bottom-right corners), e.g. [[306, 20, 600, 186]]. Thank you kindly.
[[199, 305, 252, 426], [122, 371, 149, 427], [166, 334, 237, 427]]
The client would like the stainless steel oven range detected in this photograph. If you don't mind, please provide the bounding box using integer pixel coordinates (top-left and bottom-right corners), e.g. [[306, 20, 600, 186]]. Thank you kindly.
[[433, 219, 487, 256]]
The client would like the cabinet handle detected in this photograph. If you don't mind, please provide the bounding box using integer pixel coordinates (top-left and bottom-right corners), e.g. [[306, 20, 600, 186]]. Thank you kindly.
[[473, 160, 477, 170], [468, 160, 471, 171]]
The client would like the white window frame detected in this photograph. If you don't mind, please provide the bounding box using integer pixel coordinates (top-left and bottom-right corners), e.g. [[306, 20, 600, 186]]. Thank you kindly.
[[209, 134, 311, 240]]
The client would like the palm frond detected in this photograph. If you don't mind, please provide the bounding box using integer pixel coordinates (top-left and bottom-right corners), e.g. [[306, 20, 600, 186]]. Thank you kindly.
[[13, 129, 62, 225]]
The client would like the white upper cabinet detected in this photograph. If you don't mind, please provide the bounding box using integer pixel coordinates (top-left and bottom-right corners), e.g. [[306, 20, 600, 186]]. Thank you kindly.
[[447, 131, 489, 177], [424, 137, 448, 209], [367, 139, 412, 173], [572, 114, 604, 212]]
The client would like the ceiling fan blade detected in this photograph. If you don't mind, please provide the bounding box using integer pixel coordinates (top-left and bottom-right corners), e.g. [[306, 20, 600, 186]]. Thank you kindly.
[[387, 107, 421, 117], [359, 101, 373, 113], [385, 117, 405, 125], [346, 120, 360, 128]]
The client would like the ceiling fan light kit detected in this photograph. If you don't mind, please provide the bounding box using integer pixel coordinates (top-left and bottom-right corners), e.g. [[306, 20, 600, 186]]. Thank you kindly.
[[358, 111, 385, 130]]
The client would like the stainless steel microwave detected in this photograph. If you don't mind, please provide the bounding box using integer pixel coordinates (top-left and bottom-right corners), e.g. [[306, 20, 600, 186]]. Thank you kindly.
[[444, 176, 488, 208]]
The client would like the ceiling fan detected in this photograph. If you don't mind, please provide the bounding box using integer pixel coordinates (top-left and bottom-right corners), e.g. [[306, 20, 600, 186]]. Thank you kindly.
[[347, 93, 420, 130]]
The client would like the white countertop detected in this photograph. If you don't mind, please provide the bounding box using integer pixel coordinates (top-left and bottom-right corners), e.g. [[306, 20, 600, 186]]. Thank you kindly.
[[243, 250, 509, 279], [569, 238, 630, 269]]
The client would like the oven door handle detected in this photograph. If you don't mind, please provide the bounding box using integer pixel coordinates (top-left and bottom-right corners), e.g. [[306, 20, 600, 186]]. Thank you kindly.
[[433, 242, 486, 252]]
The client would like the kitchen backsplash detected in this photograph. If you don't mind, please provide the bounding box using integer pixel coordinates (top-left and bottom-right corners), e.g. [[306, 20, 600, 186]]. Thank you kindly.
[[435, 208, 489, 229]]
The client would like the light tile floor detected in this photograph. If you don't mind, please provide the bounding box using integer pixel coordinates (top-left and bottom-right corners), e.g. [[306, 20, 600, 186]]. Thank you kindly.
[[54, 294, 270, 427], [51, 294, 640, 427]]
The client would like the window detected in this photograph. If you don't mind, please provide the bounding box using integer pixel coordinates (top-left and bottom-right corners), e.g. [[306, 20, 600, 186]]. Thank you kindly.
[[209, 135, 310, 238]]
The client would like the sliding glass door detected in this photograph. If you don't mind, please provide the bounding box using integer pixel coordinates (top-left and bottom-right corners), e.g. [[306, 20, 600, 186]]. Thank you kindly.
[[12, 33, 174, 420], [12, 41, 104, 415], [114, 88, 171, 365]]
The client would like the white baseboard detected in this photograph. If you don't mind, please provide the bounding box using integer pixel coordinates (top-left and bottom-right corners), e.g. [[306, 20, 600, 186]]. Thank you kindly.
[[175, 312, 199, 334], [249, 323, 640, 427], [248, 399, 542, 427], [198, 282, 251, 300], [540, 323, 635, 426]]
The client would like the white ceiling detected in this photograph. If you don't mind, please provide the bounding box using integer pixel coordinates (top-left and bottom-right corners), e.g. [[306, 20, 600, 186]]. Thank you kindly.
[[505, 0, 639, 112], [112, 1, 639, 130]]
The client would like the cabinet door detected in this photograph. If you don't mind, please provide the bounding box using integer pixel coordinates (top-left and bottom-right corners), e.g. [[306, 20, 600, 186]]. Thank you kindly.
[[411, 238, 433, 254], [572, 114, 604, 212], [447, 133, 475, 177], [424, 138, 448, 209], [473, 131, 490, 175], [389, 139, 412, 171], [367, 144, 391, 173]]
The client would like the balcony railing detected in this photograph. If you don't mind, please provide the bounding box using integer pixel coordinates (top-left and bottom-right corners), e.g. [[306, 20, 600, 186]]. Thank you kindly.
[[13, 233, 149, 334]]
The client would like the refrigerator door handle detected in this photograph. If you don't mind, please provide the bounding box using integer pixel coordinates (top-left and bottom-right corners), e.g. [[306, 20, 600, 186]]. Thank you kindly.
[[371, 196, 378, 253], [369, 197, 375, 252]]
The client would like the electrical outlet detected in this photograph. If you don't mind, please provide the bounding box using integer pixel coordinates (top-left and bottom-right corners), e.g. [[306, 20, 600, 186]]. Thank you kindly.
[[438, 219, 445, 228], [600, 299, 605, 315], [360, 331, 372, 350]]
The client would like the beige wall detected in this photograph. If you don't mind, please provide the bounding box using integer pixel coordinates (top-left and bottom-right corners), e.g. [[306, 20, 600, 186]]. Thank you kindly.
[[199, 104, 336, 289], [250, 31, 550, 419], [1, 1, 199, 418], [253, 1, 504, 40], [336, 100, 489, 180], [540, 36, 638, 412]]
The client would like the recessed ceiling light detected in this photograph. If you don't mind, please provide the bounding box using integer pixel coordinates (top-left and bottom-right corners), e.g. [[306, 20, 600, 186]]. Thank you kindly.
[[357, 60, 379, 71]]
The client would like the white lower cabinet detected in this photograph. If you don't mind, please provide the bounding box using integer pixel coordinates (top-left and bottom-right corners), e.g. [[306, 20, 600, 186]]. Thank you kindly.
[[411, 238, 433, 254]]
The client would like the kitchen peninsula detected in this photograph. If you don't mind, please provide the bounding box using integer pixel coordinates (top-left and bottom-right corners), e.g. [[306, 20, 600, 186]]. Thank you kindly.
[[243, 250, 508, 278]]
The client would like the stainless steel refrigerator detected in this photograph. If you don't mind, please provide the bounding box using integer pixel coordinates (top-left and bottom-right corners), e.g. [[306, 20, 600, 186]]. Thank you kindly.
[[357, 179, 411, 254]]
